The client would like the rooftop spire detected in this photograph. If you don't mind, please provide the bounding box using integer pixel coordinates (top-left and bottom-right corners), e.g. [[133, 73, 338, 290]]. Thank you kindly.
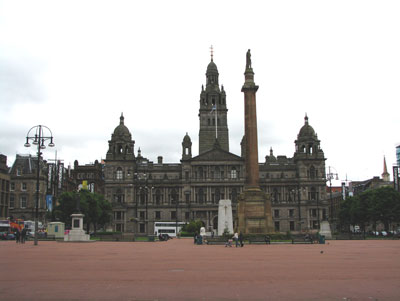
[[304, 113, 308, 125], [120, 113, 124, 125], [382, 155, 390, 181], [210, 45, 214, 61]]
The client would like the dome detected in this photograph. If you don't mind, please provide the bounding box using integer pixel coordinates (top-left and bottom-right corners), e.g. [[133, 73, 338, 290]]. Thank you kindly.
[[113, 114, 131, 137], [207, 60, 218, 73], [298, 115, 316, 138], [183, 132, 191, 143]]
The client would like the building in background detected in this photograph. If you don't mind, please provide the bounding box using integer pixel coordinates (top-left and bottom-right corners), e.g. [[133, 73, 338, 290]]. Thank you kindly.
[[71, 160, 104, 194], [8, 155, 48, 222], [104, 56, 330, 235], [0, 154, 10, 219]]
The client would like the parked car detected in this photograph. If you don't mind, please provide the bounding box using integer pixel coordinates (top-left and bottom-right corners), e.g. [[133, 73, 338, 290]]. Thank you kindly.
[[380, 231, 388, 236], [0, 232, 15, 240]]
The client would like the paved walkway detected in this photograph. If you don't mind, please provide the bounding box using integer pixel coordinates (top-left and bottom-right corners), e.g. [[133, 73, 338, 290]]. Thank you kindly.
[[1, 239, 399, 300]]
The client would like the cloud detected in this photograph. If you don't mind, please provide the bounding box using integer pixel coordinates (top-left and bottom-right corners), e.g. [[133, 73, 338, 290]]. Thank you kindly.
[[0, 57, 45, 111]]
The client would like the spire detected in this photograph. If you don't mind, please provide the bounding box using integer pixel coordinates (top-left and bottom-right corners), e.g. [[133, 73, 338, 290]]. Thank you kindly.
[[382, 156, 390, 181], [120, 113, 124, 125], [210, 45, 214, 62], [304, 113, 308, 125], [270, 147, 273, 156]]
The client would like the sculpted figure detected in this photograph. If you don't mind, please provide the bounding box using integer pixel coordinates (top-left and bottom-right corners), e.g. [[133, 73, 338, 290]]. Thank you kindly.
[[246, 49, 252, 69]]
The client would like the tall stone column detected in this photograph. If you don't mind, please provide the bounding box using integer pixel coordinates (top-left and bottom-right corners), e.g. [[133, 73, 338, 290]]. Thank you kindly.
[[238, 50, 274, 235]]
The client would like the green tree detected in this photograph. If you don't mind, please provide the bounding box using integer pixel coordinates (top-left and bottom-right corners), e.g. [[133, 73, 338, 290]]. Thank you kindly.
[[53, 190, 111, 233], [181, 220, 203, 234], [338, 186, 400, 232]]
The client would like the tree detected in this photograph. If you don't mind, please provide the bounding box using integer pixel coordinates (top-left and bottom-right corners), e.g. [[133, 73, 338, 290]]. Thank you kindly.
[[53, 190, 111, 233], [338, 186, 400, 232]]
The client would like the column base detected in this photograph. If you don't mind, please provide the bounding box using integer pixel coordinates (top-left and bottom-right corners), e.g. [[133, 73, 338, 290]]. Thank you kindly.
[[238, 188, 274, 234]]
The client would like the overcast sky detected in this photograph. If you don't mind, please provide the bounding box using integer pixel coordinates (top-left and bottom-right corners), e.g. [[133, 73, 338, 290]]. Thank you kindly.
[[1, 0, 399, 185]]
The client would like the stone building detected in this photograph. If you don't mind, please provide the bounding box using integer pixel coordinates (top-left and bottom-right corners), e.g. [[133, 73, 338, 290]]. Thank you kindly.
[[104, 56, 329, 235], [71, 160, 105, 194], [0, 154, 10, 219], [8, 155, 48, 221]]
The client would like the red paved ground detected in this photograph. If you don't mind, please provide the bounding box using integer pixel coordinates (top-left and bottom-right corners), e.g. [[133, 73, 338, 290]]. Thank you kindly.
[[0, 239, 399, 300]]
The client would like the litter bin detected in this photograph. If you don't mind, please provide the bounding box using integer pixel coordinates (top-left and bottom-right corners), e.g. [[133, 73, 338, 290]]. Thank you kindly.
[[319, 235, 325, 244], [196, 235, 203, 245]]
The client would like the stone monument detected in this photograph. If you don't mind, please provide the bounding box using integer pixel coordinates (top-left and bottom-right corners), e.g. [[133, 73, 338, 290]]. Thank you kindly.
[[218, 199, 233, 236], [238, 49, 274, 234], [64, 213, 90, 241], [64, 193, 90, 242], [319, 220, 332, 239]]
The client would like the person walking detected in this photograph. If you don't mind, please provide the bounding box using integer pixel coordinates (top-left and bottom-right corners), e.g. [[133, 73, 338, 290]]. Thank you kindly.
[[15, 229, 20, 243], [239, 232, 243, 247], [21, 227, 27, 244], [233, 232, 239, 247]]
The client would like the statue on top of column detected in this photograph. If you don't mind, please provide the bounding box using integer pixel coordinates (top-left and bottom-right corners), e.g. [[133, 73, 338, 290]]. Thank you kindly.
[[246, 49, 252, 69]]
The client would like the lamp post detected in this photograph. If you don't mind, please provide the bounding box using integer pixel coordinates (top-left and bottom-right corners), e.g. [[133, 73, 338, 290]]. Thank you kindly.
[[24, 125, 55, 246], [326, 166, 339, 230]]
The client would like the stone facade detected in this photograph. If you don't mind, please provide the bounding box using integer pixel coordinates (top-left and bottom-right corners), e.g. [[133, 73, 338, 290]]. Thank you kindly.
[[104, 57, 329, 235], [71, 160, 105, 195], [8, 155, 48, 221], [0, 155, 10, 219]]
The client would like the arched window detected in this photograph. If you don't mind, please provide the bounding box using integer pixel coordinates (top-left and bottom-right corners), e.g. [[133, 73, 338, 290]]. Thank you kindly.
[[116, 167, 123, 180], [215, 188, 220, 203], [199, 167, 204, 179], [309, 166, 316, 179], [171, 189, 178, 205], [198, 188, 205, 204], [231, 167, 237, 179], [155, 189, 162, 205], [309, 187, 317, 200], [215, 167, 220, 179]]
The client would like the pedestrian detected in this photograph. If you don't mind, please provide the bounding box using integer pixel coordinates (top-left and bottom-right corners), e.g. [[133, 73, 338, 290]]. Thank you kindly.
[[233, 232, 239, 247], [194, 232, 198, 244], [239, 232, 243, 247], [15, 229, 20, 243], [21, 227, 27, 244]]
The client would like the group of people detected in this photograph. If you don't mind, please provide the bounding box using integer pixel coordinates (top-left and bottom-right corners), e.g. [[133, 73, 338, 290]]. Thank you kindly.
[[15, 227, 28, 244], [226, 232, 244, 247]]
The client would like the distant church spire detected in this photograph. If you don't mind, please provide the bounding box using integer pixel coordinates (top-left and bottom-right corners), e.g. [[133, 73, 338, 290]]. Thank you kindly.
[[382, 156, 390, 182]]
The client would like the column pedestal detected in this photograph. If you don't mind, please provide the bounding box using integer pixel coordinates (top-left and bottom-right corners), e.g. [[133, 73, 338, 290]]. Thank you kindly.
[[64, 213, 90, 242], [238, 188, 274, 234]]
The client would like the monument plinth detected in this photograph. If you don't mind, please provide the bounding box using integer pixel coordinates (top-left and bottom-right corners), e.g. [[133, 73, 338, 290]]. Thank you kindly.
[[238, 50, 274, 234]]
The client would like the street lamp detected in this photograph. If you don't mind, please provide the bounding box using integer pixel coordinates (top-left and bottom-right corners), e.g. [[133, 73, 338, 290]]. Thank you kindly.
[[326, 166, 339, 229], [24, 125, 55, 246]]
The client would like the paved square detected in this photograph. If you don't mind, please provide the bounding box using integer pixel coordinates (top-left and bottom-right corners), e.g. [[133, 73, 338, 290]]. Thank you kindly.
[[1, 239, 399, 300]]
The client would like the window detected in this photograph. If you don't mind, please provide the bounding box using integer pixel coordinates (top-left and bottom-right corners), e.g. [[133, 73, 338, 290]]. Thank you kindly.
[[274, 209, 280, 218], [22, 183, 27, 191], [155, 211, 161, 220], [231, 168, 237, 179], [10, 194, 15, 208], [171, 211, 176, 219], [20, 196, 27, 208], [185, 193, 190, 203], [116, 224, 124, 232], [115, 211, 124, 220], [139, 224, 145, 233], [10, 182, 15, 191], [185, 212, 190, 220], [288, 209, 294, 218], [116, 168, 123, 180], [17, 168, 22, 176], [310, 209, 317, 218], [140, 211, 145, 219], [274, 221, 280, 232], [290, 221, 295, 231]]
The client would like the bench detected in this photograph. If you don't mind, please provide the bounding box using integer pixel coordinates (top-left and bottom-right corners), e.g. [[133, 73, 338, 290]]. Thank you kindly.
[[248, 236, 271, 244], [206, 238, 227, 245], [291, 235, 314, 244]]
